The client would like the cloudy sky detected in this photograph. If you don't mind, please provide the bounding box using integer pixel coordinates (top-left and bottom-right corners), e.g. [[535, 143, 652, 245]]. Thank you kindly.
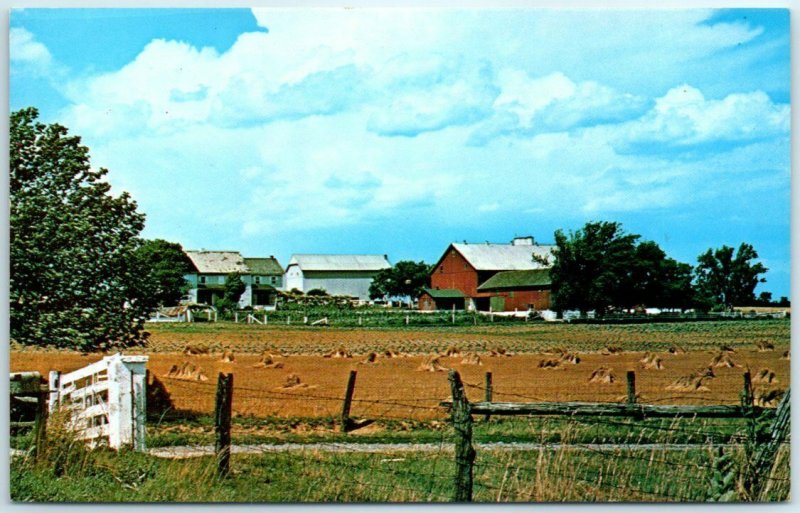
[[10, 8, 791, 297]]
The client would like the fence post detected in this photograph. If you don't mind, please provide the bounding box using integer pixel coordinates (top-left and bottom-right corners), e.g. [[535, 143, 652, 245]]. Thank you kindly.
[[340, 370, 357, 432], [448, 370, 475, 502], [626, 371, 636, 404], [33, 380, 49, 462], [484, 372, 492, 422], [235, 312, 239, 323], [215, 372, 234, 478], [751, 388, 791, 500], [48, 370, 61, 412]]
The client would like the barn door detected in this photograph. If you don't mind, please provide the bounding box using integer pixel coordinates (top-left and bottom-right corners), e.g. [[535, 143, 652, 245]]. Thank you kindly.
[[490, 296, 505, 312]]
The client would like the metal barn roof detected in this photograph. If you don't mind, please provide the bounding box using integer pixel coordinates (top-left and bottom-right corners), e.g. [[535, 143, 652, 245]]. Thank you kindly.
[[287, 254, 391, 272], [451, 243, 555, 271], [185, 251, 249, 274], [244, 257, 284, 275], [477, 269, 551, 291]]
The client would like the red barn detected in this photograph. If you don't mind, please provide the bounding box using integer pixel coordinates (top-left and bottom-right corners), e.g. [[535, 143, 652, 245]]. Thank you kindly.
[[420, 237, 555, 312]]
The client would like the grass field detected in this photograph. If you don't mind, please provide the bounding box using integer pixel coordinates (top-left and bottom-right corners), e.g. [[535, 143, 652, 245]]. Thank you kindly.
[[9, 319, 791, 502]]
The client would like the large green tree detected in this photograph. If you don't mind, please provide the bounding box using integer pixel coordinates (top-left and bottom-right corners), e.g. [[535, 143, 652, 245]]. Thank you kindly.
[[550, 221, 695, 315], [134, 239, 193, 307], [10, 107, 149, 351], [694, 243, 768, 310], [550, 221, 640, 316], [369, 260, 431, 303]]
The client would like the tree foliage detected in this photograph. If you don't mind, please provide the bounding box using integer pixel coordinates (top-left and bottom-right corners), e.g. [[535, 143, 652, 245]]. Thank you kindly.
[[214, 272, 247, 313], [694, 243, 768, 310], [134, 239, 193, 307], [550, 221, 694, 315], [10, 107, 149, 351], [369, 260, 431, 301]]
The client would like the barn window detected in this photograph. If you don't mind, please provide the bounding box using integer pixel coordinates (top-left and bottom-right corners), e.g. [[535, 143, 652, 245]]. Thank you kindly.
[[199, 276, 206, 284], [439, 266, 443, 273], [254, 277, 261, 284], [271, 277, 277, 284]]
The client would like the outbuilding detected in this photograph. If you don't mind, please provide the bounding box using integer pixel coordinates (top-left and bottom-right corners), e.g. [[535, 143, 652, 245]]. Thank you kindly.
[[283, 254, 391, 301]]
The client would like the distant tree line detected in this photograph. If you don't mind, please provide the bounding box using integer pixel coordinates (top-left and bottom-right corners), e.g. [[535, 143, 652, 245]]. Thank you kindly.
[[549, 221, 778, 317]]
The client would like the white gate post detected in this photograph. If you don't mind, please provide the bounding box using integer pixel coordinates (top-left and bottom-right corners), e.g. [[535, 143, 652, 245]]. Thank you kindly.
[[48, 370, 61, 412], [105, 354, 149, 450]]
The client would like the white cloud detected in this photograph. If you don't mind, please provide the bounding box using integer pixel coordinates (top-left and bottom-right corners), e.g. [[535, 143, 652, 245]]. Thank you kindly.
[[611, 85, 789, 152], [45, 9, 788, 248], [10, 27, 53, 75]]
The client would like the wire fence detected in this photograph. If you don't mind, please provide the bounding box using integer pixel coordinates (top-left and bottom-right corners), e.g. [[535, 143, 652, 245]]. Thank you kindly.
[[139, 366, 791, 503]]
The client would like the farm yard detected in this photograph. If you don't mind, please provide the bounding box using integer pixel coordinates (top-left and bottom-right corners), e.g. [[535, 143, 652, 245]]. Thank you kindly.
[[10, 319, 791, 502]]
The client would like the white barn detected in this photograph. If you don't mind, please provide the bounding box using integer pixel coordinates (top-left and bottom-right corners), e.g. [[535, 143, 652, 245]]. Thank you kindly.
[[284, 254, 391, 301]]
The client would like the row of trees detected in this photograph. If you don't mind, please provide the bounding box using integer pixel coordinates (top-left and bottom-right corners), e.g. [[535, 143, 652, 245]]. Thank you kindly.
[[550, 221, 771, 316]]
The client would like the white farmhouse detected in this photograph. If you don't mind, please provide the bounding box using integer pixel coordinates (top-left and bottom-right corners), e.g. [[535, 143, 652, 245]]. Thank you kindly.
[[283, 254, 391, 301]]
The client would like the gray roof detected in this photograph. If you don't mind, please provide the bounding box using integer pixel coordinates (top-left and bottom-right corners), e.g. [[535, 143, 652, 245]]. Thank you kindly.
[[287, 254, 391, 272], [451, 243, 555, 271], [186, 251, 249, 274]]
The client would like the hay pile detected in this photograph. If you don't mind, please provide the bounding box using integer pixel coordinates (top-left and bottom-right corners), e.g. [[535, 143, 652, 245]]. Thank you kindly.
[[719, 344, 736, 353], [278, 373, 315, 389], [417, 356, 449, 372], [668, 344, 686, 355], [324, 346, 352, 358], [183, 344, 210, 355], [588, 367, 616, 384], [755, 341, 775, 352], [781, 350, 790, 360], [253, 351, 284, 369], [558, 350, 581, 365], [602, 346, 623, 356], [383, 348, 403, 358], [709, 352, 740, 368], [488, 347, 511, 357], [666, 367, 714, 392], [444, 346, 461, 357], [752, 368, 778, 385], [538, 358, 562, 370], [360, 352, 378, 364], [220, 350, 235, 363], [165, 362, 209, 381], [461, 353, 482, 366], [754, 389, 784, 408], [639, 352, 664, 370]]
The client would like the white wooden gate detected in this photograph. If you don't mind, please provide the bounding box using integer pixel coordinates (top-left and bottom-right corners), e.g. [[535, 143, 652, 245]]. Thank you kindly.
[[48, 353, 148, 451]]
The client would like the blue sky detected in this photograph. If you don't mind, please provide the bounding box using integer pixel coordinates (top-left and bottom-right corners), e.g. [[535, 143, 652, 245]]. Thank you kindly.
[[10, 8, 791, 298]]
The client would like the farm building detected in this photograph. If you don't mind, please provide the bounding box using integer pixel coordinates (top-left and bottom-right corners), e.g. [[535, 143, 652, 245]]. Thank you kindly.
[[283, 254, 391, 301], [420, 237, 555, 312], [184, 250, 284, 308]]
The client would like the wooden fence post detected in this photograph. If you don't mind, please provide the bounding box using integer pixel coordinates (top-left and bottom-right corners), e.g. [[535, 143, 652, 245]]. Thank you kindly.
[[215, 373, 234, 478], [448, 370, 475, 502], [341, 370, 357, 432], [626, 371, 636, 404], [751, 389, 791, 500], [484, 372, 493, 422], [33, 381, 49, 462]]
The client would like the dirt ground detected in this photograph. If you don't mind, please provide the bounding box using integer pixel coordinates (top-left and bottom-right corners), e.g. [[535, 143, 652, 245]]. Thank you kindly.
[[11, 345, 788, 420]]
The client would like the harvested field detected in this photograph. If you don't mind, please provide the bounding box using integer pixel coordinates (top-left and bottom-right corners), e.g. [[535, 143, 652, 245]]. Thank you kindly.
[[11, 341, 788, 421], [90, 319, 790, 356]]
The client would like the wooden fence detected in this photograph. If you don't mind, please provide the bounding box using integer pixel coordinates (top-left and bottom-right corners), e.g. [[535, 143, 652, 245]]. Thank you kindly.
[[443, 369, 790, 502]]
